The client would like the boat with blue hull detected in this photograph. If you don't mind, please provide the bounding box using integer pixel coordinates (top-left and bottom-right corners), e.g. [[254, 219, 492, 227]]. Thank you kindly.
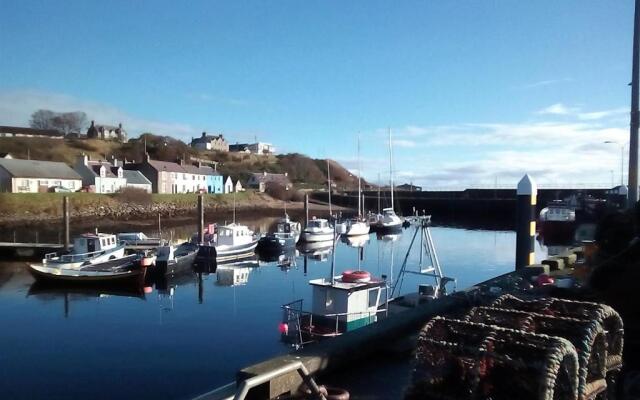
[[257, 215, 302, 254]]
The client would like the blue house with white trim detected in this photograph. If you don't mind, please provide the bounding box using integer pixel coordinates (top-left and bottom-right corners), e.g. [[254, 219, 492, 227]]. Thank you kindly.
[[201, 166, 223, 193]]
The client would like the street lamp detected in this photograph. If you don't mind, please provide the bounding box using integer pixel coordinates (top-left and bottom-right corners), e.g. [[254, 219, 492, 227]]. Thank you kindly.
[[604, 141, 626, 186]]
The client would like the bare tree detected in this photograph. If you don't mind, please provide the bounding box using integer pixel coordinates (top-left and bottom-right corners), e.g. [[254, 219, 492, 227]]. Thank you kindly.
[[29, 109, 87, 135]]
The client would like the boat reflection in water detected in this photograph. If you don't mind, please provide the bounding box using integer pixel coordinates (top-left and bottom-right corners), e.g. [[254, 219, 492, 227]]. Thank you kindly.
[[376, 232, 401, 242], [216, 260, 258, 286], [27, 281, 145, 318], [341, 234, 370, 248], [297, 241, 333, 262]]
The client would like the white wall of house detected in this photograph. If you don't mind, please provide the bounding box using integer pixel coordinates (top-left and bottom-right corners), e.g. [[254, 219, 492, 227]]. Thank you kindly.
[[224, 177, 234, 193], [174, 172, 207, 193], [8, 177, 81, 193], [126, 183, 152, 193]]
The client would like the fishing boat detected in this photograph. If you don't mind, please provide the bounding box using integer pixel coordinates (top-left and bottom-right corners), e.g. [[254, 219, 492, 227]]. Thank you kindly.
[[299, 217, 334, 242], [256, 214, 302, 254], [198, 223, 259, 262], [538, 200, 577, 243], [155, 242, 199, 274], [28, 253, 146, 285], [116, 232, 162, 248], [40, 232, 126, 270]]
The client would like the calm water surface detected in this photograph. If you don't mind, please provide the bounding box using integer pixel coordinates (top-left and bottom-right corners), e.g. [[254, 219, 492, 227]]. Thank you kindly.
[[0, 218, 550, 399]]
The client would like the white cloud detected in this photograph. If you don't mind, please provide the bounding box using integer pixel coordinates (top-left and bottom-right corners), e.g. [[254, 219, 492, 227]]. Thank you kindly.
[[392, 139, 417, 148], [0, 89, 197, 139], [536, 103, 578, 115], [578, 107, 628, 121], [521, 78, 573, 89]]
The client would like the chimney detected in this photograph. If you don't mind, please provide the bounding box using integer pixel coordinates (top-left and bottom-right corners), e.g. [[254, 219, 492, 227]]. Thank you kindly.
[[197, 161, 202, 168], [118, 123, 122, 129], [144, 152, 150, 163], [202, 132, 206, 138], [77, 153, 89, 166]]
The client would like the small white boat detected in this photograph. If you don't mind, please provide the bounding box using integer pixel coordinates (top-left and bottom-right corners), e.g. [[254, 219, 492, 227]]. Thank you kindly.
[[41, 233, 126, 270], [199, 223, 259, 262], [299, 218, 334, 242], [374, 208, 403, 233], [28, 253, 145, 285], [343, 219, 370, 236]]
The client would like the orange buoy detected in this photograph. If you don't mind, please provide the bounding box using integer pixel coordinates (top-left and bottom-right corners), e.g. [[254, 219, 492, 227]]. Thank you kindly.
[[341, 270, 371, 283]]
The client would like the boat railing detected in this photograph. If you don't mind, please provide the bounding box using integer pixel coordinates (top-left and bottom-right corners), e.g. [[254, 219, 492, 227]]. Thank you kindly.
[[45, 245, 122, 263], [282, 299, 387, 346]]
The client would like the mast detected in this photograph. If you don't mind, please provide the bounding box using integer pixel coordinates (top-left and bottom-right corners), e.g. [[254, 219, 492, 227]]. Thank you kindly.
[[357, 134, 362, 218], [377, 172, 381, 214], [327, 158, 332, 217], [388, 128, 394, 211], [233, 190, 236, 224], [629, 0, 640, 206]]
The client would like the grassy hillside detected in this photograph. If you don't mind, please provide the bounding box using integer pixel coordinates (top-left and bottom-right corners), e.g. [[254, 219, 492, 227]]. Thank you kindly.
[[0, 135, 362, 188]]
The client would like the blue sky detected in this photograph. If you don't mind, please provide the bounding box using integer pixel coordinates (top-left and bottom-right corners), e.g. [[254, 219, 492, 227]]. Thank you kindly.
[[0, 1, 636, 188]]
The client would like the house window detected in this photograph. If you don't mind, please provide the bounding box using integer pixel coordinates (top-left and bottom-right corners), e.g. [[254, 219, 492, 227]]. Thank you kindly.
[[368, 288, 379, 308]]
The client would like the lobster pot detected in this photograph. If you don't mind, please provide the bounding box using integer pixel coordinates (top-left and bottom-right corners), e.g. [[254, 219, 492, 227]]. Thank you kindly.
[[407, 317, 579, 400], [491, 295, 624, 372], [466, 307, 607, 399]]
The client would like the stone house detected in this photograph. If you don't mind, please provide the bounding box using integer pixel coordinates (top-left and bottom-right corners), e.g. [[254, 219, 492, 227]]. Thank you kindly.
[[190, 132, 229, 152], [247, 171, 292, 192], [86, 121, 127, 142]]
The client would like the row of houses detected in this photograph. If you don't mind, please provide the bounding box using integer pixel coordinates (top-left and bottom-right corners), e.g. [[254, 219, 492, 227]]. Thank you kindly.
[[0, 153, 291, 194]]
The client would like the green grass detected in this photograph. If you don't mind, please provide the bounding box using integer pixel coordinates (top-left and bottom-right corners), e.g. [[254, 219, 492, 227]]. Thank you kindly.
[[0, 191, 264, 217]]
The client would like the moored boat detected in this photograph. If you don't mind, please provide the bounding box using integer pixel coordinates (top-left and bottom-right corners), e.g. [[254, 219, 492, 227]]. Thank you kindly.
[[197, 223, 259, 262], [257, 215, 302, 254], [299, 218, 334, 242], [155, 242, 199, 274], [28, 253, 145, 285], [41, 232, 126, 270]]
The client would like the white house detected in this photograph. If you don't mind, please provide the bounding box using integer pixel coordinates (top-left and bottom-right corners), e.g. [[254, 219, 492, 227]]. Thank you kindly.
[[235, 180, 244, 192], [73, 154, 126, 193], [0, 158, 82, 193], [224, 176, 234, 193], [229, 142, 275, 155]]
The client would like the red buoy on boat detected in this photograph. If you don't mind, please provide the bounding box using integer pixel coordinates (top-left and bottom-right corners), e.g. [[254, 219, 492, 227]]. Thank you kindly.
[[341, 270, 371, 283], [278, 323, 289, 335], [536, 274, 555, 286]]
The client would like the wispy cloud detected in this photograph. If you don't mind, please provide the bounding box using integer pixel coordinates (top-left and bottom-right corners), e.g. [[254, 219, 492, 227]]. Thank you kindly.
[[536, 103, 578, 115], [0, 89, 197, 139], [521, 78, 573, 89], [392, 139, 417, 148], [578, 107, 628, 121]]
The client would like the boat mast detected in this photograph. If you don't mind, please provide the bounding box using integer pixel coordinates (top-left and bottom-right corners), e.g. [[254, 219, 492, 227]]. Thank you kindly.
[[233, 190, 236, 224], [327, 158, 332, 218], [388, 128, 394, 211], [377, 172, 381, 214], [357, 134, 362, 218], [629, 0, 640, 206]]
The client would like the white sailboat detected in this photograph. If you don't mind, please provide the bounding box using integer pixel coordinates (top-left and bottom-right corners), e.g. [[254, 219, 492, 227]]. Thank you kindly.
[[300, 159, 336, 242], [344, 135, 370, 236], [373, 129, 402, 233]]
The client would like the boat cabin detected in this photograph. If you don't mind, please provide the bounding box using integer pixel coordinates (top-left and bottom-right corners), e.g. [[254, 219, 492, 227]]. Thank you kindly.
[[382, 208, 397, 217], [307, 218, 330, 230], [215, 223, 255, 246], [276, 218, 301, 235], [73, 233, 120, 254], [309, 273, 386, 333]]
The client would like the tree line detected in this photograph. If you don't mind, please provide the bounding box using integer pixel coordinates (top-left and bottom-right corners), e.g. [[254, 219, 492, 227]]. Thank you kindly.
[[29, 109, 87, 135]]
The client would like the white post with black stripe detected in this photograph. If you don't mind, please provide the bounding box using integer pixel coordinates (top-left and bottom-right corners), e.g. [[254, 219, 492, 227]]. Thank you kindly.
[[516, 174, 537, 270]]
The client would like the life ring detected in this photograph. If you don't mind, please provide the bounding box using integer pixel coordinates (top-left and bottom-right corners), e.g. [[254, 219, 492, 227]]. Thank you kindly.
[[317, 385, 350, 400], [341, 270, 371, 283]]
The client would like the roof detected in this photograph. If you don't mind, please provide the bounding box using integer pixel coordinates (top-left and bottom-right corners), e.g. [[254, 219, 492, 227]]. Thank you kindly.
[[249, 172, 291, 185], [192, 133, 226, 144], [146, 158, 220, 176], [87, 161, 118, 178], [123, 170, 152, 185], [0, 125, 64, 137], [0, 158, 82, 180]]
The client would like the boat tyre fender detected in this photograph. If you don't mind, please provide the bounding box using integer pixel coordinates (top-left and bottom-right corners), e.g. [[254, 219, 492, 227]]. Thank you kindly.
[[341, 270, 371, 283], [317, 385, 349, 400]]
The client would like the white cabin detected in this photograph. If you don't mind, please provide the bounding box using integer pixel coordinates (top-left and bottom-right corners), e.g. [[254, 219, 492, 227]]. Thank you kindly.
[[215, 223, 255, 247], [73, 233, 120, 254], [309, 275, 386, 332]]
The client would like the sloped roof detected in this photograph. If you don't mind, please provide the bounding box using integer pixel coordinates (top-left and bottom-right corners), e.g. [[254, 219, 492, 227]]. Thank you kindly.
[[123, 170, 152, 185], [0, 125, 64, 137], [87, 161, 117, 178], [249, 172, 291, 186], [0, 158, 81, 180], [146, 159, 219, 176]]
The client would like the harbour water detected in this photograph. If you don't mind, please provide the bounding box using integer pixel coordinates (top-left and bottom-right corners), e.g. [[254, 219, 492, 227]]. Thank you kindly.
[[0, 217, 549, 400]]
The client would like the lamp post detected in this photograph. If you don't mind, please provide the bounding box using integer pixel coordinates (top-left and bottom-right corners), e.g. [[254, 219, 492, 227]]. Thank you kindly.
[[604, 141, 626, 186]]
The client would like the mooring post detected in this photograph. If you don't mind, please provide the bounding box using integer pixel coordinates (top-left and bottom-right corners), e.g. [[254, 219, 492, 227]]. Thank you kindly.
[[304, 194, 309, 228], [198, 194, 204, 245], [63, 196, 70, 251], [515, 174, 537, 270]]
